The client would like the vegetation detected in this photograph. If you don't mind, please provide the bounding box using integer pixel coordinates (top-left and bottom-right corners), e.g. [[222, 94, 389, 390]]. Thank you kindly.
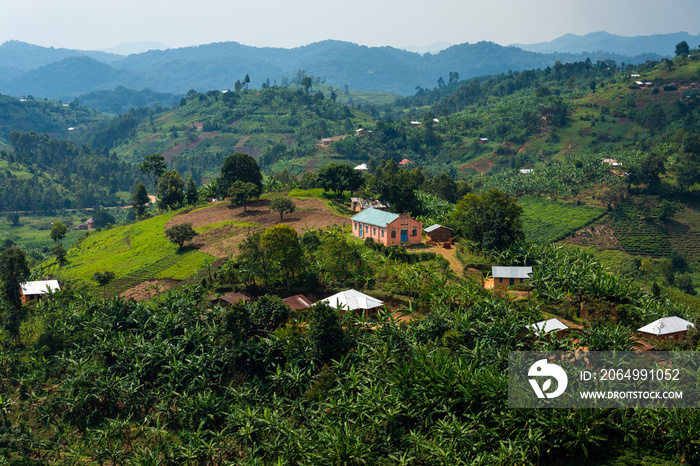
[[0, 44, 699, 464], [165, 223, 198, 248]]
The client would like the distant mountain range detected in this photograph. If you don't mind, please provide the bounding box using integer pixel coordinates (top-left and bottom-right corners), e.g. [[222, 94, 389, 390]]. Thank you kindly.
[[0, 35, 672, 100], [512, 31, 700, 57]]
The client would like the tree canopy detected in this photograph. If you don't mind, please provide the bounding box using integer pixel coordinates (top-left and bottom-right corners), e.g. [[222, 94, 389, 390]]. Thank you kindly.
[[157, 170, 185, 211], [451, 188, 524, 251], [218, 153, 263, 198], [228, 181, 261, 212], [165, 223, 198, 248], [316, 162, 364, 196]]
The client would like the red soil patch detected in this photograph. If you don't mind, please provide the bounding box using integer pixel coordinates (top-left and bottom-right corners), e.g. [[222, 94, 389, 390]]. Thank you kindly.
[[155, 113, 174, 123], [462, 155, 496, 174], [166, 198, 350, 258], [120, 278, 180, 302]]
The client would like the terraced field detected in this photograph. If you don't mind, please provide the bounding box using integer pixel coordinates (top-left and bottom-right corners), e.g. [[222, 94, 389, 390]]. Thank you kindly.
[[606, 198, 700, 261]]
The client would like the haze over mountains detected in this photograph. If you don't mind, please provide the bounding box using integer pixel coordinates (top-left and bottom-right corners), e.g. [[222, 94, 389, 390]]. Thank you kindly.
[[0, 32, 685, 101]]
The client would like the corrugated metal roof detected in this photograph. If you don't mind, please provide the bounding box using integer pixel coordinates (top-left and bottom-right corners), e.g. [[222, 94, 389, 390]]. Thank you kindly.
[[21, 280, 60, 295], [351, 208, 398, 228], [492, 266, 532, 279], [527, 318, 568, 336], [319, 289, 384, 311], [283, 294, 313, 311], [424, 224, 453, 233], [638, 316, 694, 335]]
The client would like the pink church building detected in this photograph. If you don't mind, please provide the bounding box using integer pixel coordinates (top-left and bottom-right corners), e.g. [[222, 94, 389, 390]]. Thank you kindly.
[[351, 208, 422, 246]]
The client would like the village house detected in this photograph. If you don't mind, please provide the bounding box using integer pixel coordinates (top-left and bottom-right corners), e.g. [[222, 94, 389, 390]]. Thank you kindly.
[[318, 135, 347, 147], [211, 291, 252, 307], [283, 294, 313, 312], [351, 207, 422, 246], [491, 266, 532, 291], [20, 280, 61, 304], [424, 224, 453, 243], [319, 289, 384, 314], [637, 316, 694, 342], [527, 318, 569, 340], [478, 137, 489, 144]]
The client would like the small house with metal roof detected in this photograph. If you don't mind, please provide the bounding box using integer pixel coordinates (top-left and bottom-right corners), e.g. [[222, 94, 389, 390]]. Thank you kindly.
[[491, 266, 533, 290], [637, 316, 694, 342], [20, 280, 61, 304], [351, 207, 422, 246], [527, 318, 569, 340], [424, 224, 453, 243]]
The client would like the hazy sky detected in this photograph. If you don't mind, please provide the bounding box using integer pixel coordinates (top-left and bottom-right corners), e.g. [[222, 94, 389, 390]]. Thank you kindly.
[[2, 0, 700, 51]]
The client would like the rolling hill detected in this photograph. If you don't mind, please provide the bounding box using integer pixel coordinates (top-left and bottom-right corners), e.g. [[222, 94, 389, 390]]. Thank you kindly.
[[0, 39, 662, 100]]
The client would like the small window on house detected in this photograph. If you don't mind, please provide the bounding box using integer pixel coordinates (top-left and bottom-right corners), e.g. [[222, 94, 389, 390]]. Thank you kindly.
[[499, 278, 503, 283], [411, 228, 417, 236], [520, 278, 524, 283], [391, 230, 396, 238], [365, 226, 368, 232], [373, 228, 376, 235], [381, 230, 385, 237]]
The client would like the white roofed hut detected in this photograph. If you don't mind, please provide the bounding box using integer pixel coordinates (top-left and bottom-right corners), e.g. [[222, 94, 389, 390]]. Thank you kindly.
[[318, 289, 384, 315], [21, 280, 61, 304], [638, 316, 694, 342], [491, 266, 532, 291], [527, 318, 569, 340]]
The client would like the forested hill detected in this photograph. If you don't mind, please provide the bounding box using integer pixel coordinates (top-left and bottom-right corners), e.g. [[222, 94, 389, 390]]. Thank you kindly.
[[0, 39, 661, 99], [0, 94, 103, 146]]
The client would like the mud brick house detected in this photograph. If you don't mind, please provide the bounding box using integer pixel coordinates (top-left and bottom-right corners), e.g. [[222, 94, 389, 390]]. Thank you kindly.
[[491, 266, 533, 291], [20, 280, 61, 304], [424, 224, 453, 243], [351, 208, 422, 246]]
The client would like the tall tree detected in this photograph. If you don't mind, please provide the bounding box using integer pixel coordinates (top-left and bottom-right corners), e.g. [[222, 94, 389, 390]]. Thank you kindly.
[[218, 153, 263, 198], [50, 221, 67, 242], [185, 175, 198, 206], [260, 224, 302, 289], [139, 154, 166, 193], [316, 162, 364, 196], [228, 181, 261, 212], [675, 40, 690, 57], [451, 189, 524, 251], [132, 182, 150, 219], [269, 195, 296, 221], [367, 160, 419, 213], [0, 246, 29, 312], [156, 170, 185, 211]]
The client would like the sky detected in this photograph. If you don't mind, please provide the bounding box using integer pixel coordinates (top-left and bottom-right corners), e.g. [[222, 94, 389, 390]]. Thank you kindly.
[[2, 0, 700, 52]]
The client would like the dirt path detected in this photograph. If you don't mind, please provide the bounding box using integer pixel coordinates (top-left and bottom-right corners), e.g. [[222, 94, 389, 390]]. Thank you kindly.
[[417, 243, 463, 276]]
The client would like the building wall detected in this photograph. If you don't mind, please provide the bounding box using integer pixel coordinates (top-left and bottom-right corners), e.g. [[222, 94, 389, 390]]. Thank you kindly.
[[352, 214, 422, 246], [426, 227, 452, 243], [640, 330, 688, 342], [493, 277, 527, 291]]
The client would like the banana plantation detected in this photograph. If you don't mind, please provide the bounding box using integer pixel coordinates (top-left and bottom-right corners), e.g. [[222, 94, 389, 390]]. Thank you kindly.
[[0, 239, 696, 464]]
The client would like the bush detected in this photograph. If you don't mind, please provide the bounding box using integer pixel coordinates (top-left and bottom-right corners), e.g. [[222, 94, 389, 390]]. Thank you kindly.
[[165, 223, 198, 247]]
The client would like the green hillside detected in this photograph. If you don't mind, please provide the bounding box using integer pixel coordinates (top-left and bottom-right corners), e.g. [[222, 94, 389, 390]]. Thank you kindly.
[[48, 210, 215, 295], [0, 94, 103, 146]]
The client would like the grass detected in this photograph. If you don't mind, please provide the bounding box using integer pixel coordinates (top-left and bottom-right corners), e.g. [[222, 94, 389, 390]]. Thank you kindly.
[[195, 219, 259, 234], [519, 197, 606, 243], [51, 210, 215, 289]]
